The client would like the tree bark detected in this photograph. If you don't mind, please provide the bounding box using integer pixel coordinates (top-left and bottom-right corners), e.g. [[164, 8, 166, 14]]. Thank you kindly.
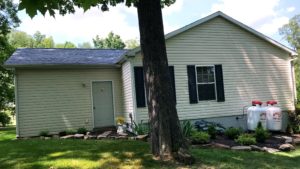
[[136, 0, 194, 164]]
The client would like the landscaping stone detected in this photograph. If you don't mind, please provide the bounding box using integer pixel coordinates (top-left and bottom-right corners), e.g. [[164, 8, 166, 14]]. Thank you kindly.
[[293, 138, 300, 145], [263, 147, 279, 153], [74, 134, 84, 139], [84, 135, 97, 140], [60, 135, 74, 139], [44, 137, 51, 140], [212, 143, 230, 149], [282, 136, 293, 144], [118, 132, 128, 136], [97, 131, 112, 139], [136, 134, 148, 141], [231, 146, 251, 151], [279, 143, 295, 152], [250, 145, 264, 151]]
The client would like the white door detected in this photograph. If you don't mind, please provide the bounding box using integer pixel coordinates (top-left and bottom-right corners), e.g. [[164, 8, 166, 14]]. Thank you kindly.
[[92, 81, 114, 127]]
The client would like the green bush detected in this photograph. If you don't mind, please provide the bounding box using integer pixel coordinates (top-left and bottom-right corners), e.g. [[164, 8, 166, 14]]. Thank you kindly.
[[58, 131, 67, 136], [225, 127, 243, 140], [208, 125, 217, 139], [181, 120, 194, 137], [190, 131, 210, 144], [39, 130, 50, 137], [77, 127, 87, 134], [287, 109, 300, 134], [0, 112, 11, 127], [65, 129, 77, 135], [235, 133, 256, 145], [133, 121, 149, 135], [255, 122, 270, 143]]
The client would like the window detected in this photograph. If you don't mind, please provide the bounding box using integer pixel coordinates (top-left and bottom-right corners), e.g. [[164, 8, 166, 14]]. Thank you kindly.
[[196, 66, 216, 101]]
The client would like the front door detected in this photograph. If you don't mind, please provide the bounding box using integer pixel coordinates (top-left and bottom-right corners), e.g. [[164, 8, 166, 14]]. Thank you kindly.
[[92, 81, 114, 127]]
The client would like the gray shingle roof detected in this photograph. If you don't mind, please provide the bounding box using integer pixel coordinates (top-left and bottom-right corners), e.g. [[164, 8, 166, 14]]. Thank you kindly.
[[4, 48, 128, 67]]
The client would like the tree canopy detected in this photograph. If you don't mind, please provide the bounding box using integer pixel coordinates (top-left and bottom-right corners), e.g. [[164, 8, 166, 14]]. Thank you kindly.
[[93, 32, 125, 49], [0, 0, 20, 111], [18, 0, 175, 18], [279, 14, 300, 100]]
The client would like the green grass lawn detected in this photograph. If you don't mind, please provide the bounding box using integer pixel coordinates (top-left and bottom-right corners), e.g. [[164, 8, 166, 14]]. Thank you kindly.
[[1, 127, 300, 169]]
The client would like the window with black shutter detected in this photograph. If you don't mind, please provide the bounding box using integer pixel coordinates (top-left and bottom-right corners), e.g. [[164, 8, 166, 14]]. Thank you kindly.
[[187, 65, 225, 102], [134, 66, 176, 107]]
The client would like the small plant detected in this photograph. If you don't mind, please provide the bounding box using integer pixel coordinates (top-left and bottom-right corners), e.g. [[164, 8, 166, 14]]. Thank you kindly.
[[225, 127, 243, 140], [287, 110, 300, 134], [65, 129, 77, 135], [39, 130, 49, 137], [235, 133, 256, 145], [0, 112, 11, 127], [133, 121, 149, 135], [190, 131, 210, 144], [58, 131, 67, 136], [208, 124, 217, 139], [181, 120, 194, 137], [255, 122, 270, 143], [116, 116, 125, 125], [77, 127, 87, 134]]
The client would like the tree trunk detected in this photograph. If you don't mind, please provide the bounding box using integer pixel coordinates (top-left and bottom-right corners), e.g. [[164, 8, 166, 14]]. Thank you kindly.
[[136, 0, 195, 164]]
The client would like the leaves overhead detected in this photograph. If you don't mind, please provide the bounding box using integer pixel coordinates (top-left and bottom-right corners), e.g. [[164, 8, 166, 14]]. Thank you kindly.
[[19, 0, 176, 18]]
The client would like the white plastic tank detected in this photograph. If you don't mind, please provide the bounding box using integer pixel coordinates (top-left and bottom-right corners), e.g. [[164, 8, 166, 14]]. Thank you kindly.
[[247, 100, 267, 131], [266, 100, 282, 131]]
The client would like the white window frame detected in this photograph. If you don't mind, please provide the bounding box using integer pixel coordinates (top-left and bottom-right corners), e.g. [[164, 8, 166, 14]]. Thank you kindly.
[[195, 65, 217, 101]]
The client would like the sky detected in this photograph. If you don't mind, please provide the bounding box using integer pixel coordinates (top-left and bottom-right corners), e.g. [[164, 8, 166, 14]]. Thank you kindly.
[[16, 0, 300, 47]]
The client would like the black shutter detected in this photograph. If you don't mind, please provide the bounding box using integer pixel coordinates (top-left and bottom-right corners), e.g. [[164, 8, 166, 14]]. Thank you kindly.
[[215, 64, 225, 102], [169, 66, 176, 104], [187, 65, 198, 104], [134, 67, 146, 107]]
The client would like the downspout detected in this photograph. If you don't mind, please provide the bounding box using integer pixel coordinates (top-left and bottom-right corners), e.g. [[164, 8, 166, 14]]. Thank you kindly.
[[290, 56, 298, 107]]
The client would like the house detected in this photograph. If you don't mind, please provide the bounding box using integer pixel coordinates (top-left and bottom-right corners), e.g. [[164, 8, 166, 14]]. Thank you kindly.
[[5, 11, 297, 137]]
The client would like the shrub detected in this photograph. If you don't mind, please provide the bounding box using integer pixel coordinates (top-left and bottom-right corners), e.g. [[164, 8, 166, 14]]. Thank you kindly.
[[0, 112, 11, 127], [208, 125, 217, 139], [133, 121, 149, 135], [190, 131, 210, 144], [235, 134, 256, 145], [181, 120, 194, 137], [225, 127, 243, 140], [255, 122, 270, 143], [65, 129, 77, 135], [58, 131, 67, 136], [39, 130, 50, 137], [287, 110, 300, 134], [77, 127, 87, 134]]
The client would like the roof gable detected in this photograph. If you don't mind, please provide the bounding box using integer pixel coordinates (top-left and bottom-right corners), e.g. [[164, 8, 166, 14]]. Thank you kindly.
[[128, 11, 297, 56]]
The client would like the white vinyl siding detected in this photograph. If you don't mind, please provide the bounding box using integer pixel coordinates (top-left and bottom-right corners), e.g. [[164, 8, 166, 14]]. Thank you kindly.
[[16, 68, 124, 137], [121, 61, 135, 122], [132, 17, 294, 122]]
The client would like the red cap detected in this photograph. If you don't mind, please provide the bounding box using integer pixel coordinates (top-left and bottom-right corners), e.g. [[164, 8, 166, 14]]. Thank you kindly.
[[252, 100, 262, 106], [267, 100, 277, 105]]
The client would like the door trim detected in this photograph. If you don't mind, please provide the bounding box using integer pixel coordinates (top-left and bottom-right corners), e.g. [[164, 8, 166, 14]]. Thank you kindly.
[[91, 80, 116, 128]]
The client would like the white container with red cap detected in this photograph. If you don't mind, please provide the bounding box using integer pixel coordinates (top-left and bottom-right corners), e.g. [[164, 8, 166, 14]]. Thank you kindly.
[[247, 100, 267, 131], [266, 100, 282, 131]]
